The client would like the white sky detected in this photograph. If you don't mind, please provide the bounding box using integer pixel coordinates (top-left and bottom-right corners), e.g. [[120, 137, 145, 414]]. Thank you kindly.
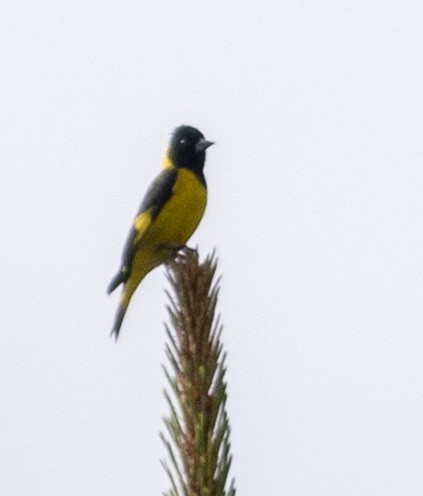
[[1, 1, 423, 494]]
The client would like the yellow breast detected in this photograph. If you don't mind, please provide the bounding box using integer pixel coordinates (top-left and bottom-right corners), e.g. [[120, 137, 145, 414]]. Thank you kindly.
[[147, 168, 207, 246]]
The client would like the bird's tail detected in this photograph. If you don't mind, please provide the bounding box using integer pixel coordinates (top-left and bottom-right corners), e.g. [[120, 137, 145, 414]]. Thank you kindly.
[[110, 280, 137, 340], [107, 267, 128, 295], [108, 251, 165, 340]]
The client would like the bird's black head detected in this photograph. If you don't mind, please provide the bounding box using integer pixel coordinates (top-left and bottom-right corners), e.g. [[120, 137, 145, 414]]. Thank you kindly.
[[168, 125, 214, 173]]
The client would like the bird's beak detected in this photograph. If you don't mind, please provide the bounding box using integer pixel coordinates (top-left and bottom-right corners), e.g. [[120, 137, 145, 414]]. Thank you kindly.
[[195, 138, 214, 153]]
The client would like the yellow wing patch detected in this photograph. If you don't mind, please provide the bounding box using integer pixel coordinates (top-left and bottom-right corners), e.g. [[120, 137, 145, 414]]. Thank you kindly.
[[133, 210, 153, 243]]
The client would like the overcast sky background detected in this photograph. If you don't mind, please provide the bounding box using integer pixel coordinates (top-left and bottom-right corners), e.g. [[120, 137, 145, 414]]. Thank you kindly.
[[1, 1, 423, 494]]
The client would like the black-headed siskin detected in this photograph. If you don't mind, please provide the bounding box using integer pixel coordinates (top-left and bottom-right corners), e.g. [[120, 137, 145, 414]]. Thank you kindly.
[[107, 125, 214, 339]]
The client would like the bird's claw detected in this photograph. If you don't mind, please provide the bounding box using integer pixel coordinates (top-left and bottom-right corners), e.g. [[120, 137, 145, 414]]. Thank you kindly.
[[161, 244, 196, 264]]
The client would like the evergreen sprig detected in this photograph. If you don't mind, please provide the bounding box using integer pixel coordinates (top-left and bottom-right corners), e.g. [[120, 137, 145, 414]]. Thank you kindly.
[[161, 249, 235, 496]]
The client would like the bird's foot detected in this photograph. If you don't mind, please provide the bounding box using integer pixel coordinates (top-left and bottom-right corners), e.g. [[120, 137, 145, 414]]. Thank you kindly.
[[180, 245, 196, 255], [162, 244, 197, 265]]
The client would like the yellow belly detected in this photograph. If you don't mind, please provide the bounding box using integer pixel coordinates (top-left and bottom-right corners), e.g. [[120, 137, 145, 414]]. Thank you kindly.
[[119, 168, 207, 323], [141, 168, 207, 250]]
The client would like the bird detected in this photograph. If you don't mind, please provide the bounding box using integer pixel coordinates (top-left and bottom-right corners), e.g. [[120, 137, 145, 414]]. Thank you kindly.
[[107, 125, 214, 339]]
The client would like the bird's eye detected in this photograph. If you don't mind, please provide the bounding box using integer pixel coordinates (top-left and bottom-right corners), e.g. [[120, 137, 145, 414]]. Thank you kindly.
[[179, 138, 187, 145]]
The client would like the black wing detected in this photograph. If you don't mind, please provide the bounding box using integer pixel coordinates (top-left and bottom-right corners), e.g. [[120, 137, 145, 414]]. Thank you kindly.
[[107, 168, 177, 293]]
